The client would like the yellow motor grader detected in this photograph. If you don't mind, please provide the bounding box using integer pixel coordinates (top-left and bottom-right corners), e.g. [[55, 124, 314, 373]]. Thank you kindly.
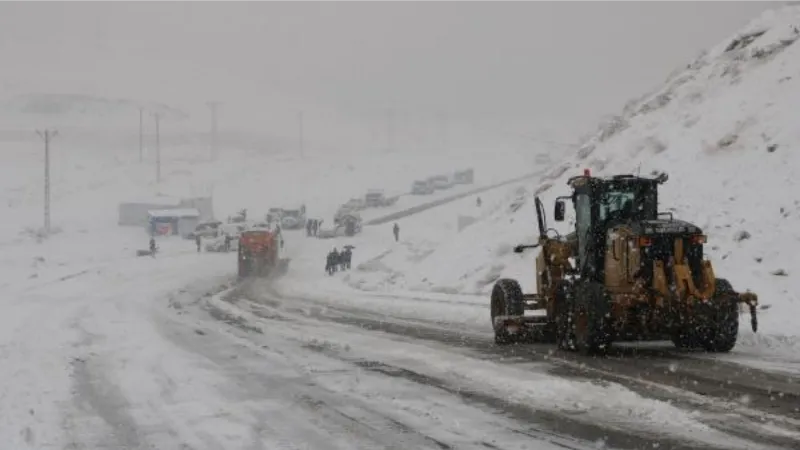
[[490, 170, 758, 354]]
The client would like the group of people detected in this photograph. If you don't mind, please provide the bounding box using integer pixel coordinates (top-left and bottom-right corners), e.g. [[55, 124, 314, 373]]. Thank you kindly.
[[325, 245, 354, 275], [306, 218, 323, 237]]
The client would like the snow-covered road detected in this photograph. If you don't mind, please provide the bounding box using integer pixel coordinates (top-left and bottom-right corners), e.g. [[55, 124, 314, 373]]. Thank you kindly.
[[0, 225, 614, 450], [4, 199, 800, 449], [2, 165, 799, 450]]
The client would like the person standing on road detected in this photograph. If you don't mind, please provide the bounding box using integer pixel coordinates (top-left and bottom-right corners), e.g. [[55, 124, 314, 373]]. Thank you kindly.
[[195, 235, 202, 252], [393, 223, 400, 242], [150, 237, 157, 257], [476, 196, 482, 207]]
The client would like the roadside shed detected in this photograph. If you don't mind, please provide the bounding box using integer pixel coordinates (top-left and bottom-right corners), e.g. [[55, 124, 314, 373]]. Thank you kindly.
[[147, 208, 200, 238]]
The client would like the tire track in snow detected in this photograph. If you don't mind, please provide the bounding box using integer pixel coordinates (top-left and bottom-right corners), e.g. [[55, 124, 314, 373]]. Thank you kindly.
[[159, 299, 582, 450], [68, 327, 146, 450], [238, 284, 800, 449], [200, 296, 603, 450], [212, 287, 764, 450]]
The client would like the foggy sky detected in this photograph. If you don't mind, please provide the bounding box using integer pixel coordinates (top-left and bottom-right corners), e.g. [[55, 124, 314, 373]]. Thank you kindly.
[[0, 1, 779, 139]]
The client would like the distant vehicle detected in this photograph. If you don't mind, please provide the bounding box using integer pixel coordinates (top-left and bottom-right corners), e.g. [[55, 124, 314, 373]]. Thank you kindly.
[[334, 212, 363, 237], [427, 175, 452, 190], [342, 198, 366, 211], [187, 220, 223, 239], [342, 214, 363, 237], [280, 205, 307, 229], [411, 180, 435, 195], [319, 213, 362, 239], [266, 207, 284, 224], [205, 223, 246, 252], [453, 168, 474, 184], [364, 189, 399, 208], [317, 225, 342, 239], [238, 229, 289, 278]]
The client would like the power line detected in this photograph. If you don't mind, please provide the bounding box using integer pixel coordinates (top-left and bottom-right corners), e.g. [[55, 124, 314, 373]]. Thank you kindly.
[[35, 129, 58, 235]]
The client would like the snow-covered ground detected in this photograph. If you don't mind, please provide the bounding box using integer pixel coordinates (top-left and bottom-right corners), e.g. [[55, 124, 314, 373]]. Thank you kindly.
[[281, 4, 800, 368], [3, 3, 800, 449], [0, 87, 570, 447]]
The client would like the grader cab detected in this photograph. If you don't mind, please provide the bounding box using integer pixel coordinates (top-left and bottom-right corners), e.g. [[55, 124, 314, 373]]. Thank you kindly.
[[490, 170, 758, 354]]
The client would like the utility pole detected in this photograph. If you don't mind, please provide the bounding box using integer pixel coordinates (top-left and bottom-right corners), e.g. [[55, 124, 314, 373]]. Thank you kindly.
[[297, 110, 304, 159], [153, 112, 161, 183], [36, 129, 58, 235], [138, 107, 144, 163], [206, 101, 221, 160]]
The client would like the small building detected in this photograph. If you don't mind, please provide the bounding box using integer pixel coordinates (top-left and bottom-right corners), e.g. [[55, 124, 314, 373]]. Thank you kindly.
[[119, 196, 214, 227], [118, 200, 180, 226], [147, 208, 200, 238]]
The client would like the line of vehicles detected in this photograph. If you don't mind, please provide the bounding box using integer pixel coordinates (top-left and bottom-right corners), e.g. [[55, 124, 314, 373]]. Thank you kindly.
[[186, 204, 308, 252], [411, 168, 474, 195], [181, 167, 475, 280]]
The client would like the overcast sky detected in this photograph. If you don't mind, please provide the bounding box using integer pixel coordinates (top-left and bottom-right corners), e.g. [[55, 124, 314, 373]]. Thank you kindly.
[[0, 1, 780, 143]]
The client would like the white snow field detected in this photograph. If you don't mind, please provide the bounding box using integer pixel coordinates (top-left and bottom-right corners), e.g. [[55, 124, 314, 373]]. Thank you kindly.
[[3, 4, 800, 450], [277, 4, 800, 373]]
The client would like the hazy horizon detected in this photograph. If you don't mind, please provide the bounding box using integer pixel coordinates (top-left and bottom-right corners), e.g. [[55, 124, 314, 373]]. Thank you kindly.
[[0, 1, 780, 150]]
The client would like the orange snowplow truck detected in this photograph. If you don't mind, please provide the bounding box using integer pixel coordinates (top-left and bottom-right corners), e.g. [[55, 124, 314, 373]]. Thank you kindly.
[[238, 230, 279, 278]]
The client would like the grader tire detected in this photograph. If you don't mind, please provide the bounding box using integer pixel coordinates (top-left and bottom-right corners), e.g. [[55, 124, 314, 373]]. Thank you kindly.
[[561, 282, 612, 355], [701, 278, 739, 353], [671, 278, 739, 352], [490, 278, 525, 345]]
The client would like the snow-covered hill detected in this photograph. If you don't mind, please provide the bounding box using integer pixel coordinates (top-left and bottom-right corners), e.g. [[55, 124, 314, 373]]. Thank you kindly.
[[332, 5, 800, 351]]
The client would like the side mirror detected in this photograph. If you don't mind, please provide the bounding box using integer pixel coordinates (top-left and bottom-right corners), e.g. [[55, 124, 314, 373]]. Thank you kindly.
[[554, 200, 566, 222], [513, 245, 525, 254]]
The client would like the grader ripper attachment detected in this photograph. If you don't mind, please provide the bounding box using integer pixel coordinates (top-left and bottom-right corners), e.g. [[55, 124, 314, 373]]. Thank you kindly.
[[490, 170, 758, 354]]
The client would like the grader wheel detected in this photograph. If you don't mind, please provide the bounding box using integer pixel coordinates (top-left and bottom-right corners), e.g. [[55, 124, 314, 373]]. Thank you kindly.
[[490, 278, 525, 345], [672, 278, 739, 353], [556, 282, 612, 355]]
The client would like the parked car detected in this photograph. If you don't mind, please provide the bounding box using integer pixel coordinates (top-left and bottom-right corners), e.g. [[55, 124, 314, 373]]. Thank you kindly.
[[187, 220, 223, 239], [342, 198, 366, 211], [280, 205, 307, 229], [453, 168, 474, 184], [266, 207, 284, 224], [411, 180, 435, 195], [427, 175, 452, 190], [364, 189, 398, 207]]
